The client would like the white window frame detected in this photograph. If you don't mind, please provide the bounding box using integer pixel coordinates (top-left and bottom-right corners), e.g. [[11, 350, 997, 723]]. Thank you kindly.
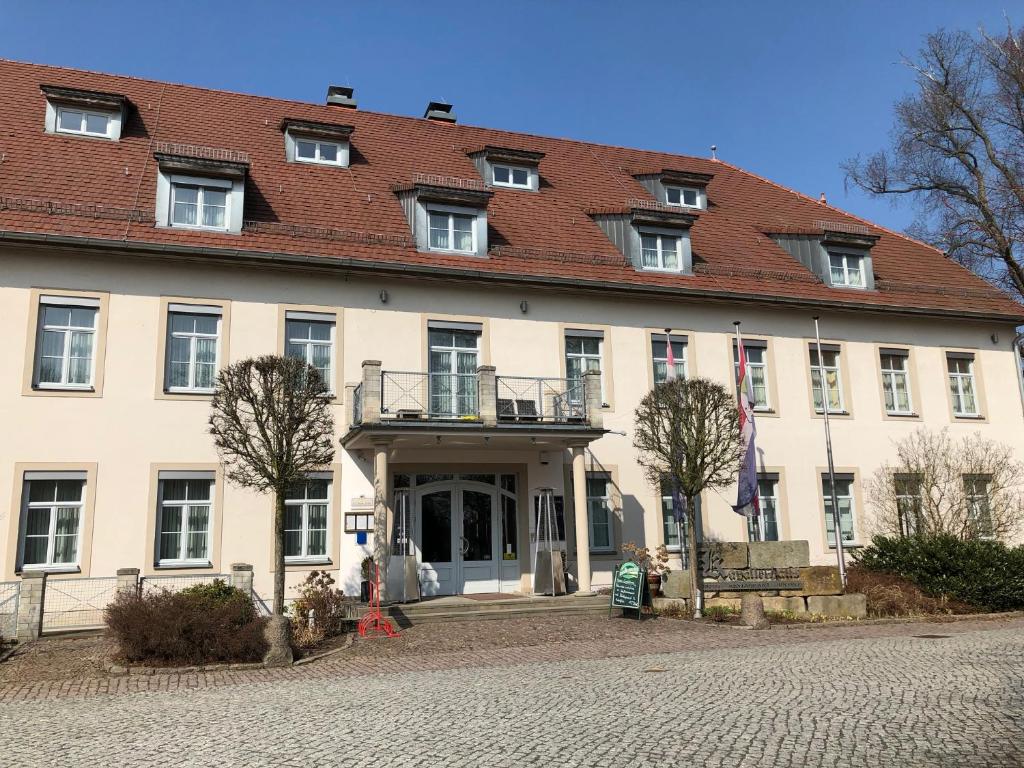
[[810, 347, 845, 414], [947, 354, 980, 417], [165, 305, 222, 394], [169, 176, 232, 232], [964, 475, 994, 539], [639, 231, 684, 272], [18, 473, 86, 572], [285, 312, 336, 394], [54, 106, 113, 138], [293, 137, 345, 166], [828, 250, 867, 289], [665, 185, 701, 209], [284, 476, 332, 563], [491, 164, 532, 189], [749, 476, 781, 542], [586, 473, 614, 553], [34, 296, 99, 390], [880, 350, 914, 415], [565, 332, 604, 404], [894, 474, 923, 537], [426, 207, 478, 254], [156, 473, 214, 567], [733, 342, 771, 411], [822, 475, 858, 547], [652, 335, 688, 383]]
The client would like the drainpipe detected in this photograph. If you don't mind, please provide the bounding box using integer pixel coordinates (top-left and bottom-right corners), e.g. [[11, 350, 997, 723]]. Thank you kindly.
[[1014, 331, 1024, 417]]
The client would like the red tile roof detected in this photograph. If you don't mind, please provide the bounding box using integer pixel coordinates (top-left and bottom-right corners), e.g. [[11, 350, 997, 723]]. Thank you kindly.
[[1, 59, 1021, 322]]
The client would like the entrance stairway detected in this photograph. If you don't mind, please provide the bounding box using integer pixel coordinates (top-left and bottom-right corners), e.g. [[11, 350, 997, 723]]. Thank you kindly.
[[369, 593, 609, 626]]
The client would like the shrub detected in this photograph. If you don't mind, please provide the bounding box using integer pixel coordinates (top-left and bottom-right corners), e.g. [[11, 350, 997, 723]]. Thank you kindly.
[[105, 580, 267, 665], [845, 566, 976, 617], [853, 535, 1024, 612], [291, 570, 348, 648], [703, 605, 739, 622]]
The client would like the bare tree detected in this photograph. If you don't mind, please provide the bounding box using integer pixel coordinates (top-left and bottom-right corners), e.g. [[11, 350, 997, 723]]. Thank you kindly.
[[209, 355, 335, 615], [633, 378, 743, 616], [865, 427, 1023, 541], [844, 25, 1024, 302]]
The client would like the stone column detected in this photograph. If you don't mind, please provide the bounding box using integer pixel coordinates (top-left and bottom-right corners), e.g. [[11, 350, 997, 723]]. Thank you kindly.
[[583, 370, 603, 429], [230, 563, 254, 596], [115, 568, 139, 597], [371, 439, 392, 602], [570, 444, 594, 595], [477, 365, 497, 426], [344, 382, 360, 429], [16, 571, 46, 643], [361, 360, 382, 424]]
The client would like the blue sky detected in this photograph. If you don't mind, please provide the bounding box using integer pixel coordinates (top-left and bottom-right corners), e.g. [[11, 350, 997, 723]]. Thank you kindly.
[[2, 1, 1019, 232]]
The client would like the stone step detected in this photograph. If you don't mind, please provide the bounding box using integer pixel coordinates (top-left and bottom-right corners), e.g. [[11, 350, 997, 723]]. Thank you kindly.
[[384, 603, 610, 625], [354, 595, 610, 625]]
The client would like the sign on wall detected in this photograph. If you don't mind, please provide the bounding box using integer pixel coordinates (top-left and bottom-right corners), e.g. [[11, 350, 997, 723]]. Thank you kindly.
[[700, 549, 801, 591]]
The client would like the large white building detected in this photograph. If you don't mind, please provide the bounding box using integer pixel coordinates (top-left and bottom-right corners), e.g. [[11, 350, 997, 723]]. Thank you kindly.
[[2, 60, 1022, 603]]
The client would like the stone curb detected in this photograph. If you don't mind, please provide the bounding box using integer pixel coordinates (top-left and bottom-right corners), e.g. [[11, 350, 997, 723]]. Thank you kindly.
[[698, 609, 1024, 631]]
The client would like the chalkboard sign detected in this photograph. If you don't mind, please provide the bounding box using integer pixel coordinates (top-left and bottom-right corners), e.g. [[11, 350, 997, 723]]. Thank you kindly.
[[610, 561, 646, 616]]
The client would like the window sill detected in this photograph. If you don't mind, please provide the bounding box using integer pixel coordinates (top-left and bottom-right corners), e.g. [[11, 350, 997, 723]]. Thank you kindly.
[[17, 565, 81, 575], [426, 247, 482, 257], [954, 413, 985, 420], [827, 543, 861, 550], [155, 561, 213, 570], [34, 384, 95, 392], [814, 410, 850, 416], [163, 223, 236, 235], [164, 388, 216, 396], [285, 557, 332, 566], [752, 407, 775, 414], [886, 411, 919, 418]]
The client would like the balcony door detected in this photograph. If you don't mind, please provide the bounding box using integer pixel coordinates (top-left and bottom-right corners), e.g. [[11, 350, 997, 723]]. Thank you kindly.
[[428, 326, 479, 417]]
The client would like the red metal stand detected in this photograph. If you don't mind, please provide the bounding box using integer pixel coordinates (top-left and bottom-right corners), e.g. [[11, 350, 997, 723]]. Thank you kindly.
[[357, 563, 399, 639]]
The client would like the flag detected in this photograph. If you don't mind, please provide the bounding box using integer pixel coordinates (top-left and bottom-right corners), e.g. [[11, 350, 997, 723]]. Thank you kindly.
[[664, 332, 677, 382], [732, 332, 760, 517]]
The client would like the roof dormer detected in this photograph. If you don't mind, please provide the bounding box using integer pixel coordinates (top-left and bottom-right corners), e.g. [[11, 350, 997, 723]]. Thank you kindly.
[[632, 168, 713, 210], [41, 84, 128, 141], [467, 146, 545, 192], [767, 222, 881, 290], [392, 175, 494, 257], [153, 145, 249, 234], [281, 118, 354, 167], [588, 203, 697, 274]]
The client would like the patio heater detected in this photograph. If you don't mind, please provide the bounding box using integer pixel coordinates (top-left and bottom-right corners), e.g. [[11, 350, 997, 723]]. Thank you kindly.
[[533, 487, 566, 596], [391, 489, 420, 603]]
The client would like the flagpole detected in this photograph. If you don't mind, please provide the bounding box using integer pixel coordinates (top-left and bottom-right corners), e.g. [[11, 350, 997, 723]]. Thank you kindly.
[[733, 321, 759, 542], [813, 316, 848, 590], [664, 328, 693, 609]]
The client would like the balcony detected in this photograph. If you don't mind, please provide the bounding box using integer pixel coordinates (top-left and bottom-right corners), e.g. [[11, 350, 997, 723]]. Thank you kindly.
[[342, 361, 605, 449]]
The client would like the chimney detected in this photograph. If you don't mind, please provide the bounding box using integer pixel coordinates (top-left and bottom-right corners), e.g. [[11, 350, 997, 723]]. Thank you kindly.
[[326, 85, 357, 109], [424, 100, 456, 123], [819, 192, 827, 204]]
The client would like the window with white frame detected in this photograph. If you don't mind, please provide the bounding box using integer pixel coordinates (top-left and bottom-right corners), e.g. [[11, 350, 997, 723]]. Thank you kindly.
[[894, 474, 923, 537], [810, 346, 844, 413], [34, 297, 98, 389], [285, 313, 335, 391], [878, 350, 913, 414], [652, 335, 687, 383], [285, 477, 330, 561], [20, 474, 85, 570], [165, 306, 221, 393], [55, 107, 112, 138], [586, 473, 614, 552], [964, 475, 994, 539], [170, 179, 230, 230], [665, 186, 699, 208], [294, 138, 343, 165], [156, 474, 214, 565], [947, 353, 979, 416], [428, 210, 476, 253], [640, 232, 683, 271], [822, 474, 857, 547], [828, 251, 867, 288], [733, 341, 770, 410], [748, 476, 780, 542], [565, 332, 603, 403], [492, 165, 530, 188], [659, 480, 690, 563]]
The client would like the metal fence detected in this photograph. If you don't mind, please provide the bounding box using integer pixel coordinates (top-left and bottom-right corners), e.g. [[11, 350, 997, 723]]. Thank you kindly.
[[42, 577, 118, 633], [140, 573, 229, 595], [497, 376, 586, 422], [381, 371, 479, 419], [0, 582, 19, 640]]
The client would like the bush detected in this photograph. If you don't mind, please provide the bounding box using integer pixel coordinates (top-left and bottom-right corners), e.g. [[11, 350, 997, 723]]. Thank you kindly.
[[291, 570, 348, 648], [703, 605, 739, 622], [845, 566, 976, 617], [853, 535, 1024, 612], [105, 579, 267, 664]]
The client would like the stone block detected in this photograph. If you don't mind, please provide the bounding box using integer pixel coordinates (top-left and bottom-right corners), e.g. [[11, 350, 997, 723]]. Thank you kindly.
[[740, 594, 769, 629], [799, 566, 843, 596], [652, 597, 689, 615], [747, 540, 810, 569], [763, 596, 806, 614], [704, 597, 741, 611], [662, 570, 691, 599], [807, 593, 867, 619], [705, 542, 748, 569], [262, 615, 294, 667]]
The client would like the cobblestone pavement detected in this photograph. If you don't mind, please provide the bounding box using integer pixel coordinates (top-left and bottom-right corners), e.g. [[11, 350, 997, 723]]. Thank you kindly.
[[1, 618, 1022, 767]]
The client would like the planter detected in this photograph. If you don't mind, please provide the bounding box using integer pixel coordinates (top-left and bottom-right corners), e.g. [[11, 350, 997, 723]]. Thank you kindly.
[[647, 572, 663, 598]]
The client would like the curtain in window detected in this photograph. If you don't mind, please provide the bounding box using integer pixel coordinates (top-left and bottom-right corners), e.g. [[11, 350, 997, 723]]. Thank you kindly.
[[159, 505, 183, 561], [53, 507, 80, 563], [24, 508, 50, 565], [202, 189, 227, 228], [823, 479, 855, 546], [307, 504, 328, 556], [452, 215, 473, 251], [193, 338, 217, 389], [173, 186, 199, 225], [284, 506, 303, 557]]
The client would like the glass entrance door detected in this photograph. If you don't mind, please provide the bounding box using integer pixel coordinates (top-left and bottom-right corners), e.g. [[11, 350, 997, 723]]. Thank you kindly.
[[459, 488, 497, 594], [418, 488, 455, 596]]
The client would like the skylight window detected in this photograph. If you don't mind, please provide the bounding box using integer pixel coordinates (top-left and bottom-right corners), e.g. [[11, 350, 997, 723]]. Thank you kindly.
[[666, 186, 700, 208], [492, 165, 530, 188], [56, 107, 112, 138], [295, 139, 342, 165]]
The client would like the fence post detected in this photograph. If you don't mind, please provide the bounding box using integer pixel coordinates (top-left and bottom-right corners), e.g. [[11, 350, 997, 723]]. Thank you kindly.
[[230, 563, 254, 596], [116, 568, 140, 597], [16, 571, 46, 643], [361, 360, 382, 423], [477, 366, 497, 426], [584, 370, 603, 429]]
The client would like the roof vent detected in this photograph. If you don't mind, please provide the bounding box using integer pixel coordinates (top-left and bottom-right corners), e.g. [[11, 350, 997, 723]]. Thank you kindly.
[[424, 101, 456, 123], [326, 85, 357, 109]]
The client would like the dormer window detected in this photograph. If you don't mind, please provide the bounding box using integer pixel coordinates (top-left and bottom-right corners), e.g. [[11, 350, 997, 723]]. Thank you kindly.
[[171, 179, 229, 230], [392, 176, 492, 257], [154, 149, 248, 234], [666, 186, 700, 209], [829, 251, 867, 288], [492, 165, 531, 189], [640, 232, 683, 271], [428, 208, 476, 253], [768, 224, 878, 291], [42, 85, 127, 142], [282, 118, 353, 168]]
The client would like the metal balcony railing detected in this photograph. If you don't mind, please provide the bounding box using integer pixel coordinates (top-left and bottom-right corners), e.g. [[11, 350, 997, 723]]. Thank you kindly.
[[496, 376, 586, 423], [381, 371, 480, 419]]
